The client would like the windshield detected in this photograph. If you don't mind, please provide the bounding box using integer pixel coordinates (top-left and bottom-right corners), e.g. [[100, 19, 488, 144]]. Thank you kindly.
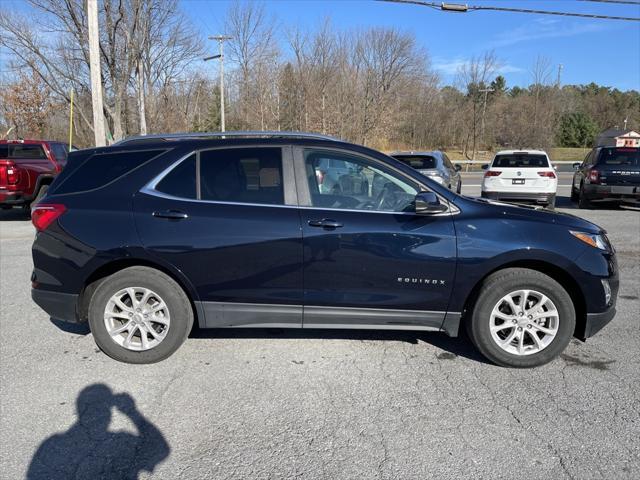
[[597, 148, 639, 166], [394, 155, 437, 170], [492, 154, 549, 168]]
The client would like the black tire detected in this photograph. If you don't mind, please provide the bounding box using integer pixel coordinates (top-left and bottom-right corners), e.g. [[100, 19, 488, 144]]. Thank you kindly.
[[88, 266, 193, 364], [31, 184, 49, 207], [546, 195, 556, 210], [467, 268, 575, 368], [570, 186, 579, 202], [456, 181, 462, 194], [578, 184, 591, 209]]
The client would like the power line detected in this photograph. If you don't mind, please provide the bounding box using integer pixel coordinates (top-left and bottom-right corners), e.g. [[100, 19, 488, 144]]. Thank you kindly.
[[377, 0, 640, 21], [577, 1, 640, 5]]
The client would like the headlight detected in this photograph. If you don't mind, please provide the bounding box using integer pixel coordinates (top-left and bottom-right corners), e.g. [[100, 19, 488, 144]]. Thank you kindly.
[[570, 231, 610, 250]]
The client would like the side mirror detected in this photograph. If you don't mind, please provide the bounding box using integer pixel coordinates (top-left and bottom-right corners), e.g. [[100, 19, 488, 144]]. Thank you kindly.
[[415, 191, 447, 214], [481, 164, 489, 170], [572, 162, 581, 170], [454, 164, 462, 172]]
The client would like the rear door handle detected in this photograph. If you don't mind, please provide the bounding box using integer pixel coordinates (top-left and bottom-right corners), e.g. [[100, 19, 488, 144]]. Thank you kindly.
[[308, 219, 343, 229], [152, 210, 188, 220]]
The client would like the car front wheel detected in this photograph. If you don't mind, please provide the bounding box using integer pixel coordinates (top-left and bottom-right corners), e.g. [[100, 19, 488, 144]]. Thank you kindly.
[[467, 268, 575, 368], [88, 266, 193, 364]]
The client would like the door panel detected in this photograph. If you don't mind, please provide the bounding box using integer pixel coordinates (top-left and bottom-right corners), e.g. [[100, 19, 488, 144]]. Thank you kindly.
[[134, 194, 303, 326], [296, 147, 457, 329], [301, 208, 456, 312], [133, 146, 303, 328]]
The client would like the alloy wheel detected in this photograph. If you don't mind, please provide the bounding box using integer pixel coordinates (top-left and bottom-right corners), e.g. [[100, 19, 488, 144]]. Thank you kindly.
[[104, 287, 170, 351], [489, 289, 559, 356]]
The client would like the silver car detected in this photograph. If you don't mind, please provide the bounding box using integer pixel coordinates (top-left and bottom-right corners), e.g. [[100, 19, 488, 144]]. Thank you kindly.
[[390, 151, 462, 193]]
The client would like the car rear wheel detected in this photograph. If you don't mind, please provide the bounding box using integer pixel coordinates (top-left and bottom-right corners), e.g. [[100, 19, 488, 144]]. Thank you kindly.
[[467, 268, 575, 368], [570, 185, 579, 202], [456, 181, 462, 194], [31, 184, 49, 208], [578, 184, 591, 209], [88, 266, 193, 364]]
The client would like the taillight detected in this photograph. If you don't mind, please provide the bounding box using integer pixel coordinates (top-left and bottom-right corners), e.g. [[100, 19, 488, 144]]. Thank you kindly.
[[31, 204, 66, 232], [484, 170, 502, 177], [316, 169, 325, 185], [6, 163, 19, 184], [537, 171, 556, 178], [588, 169, 600, 184]]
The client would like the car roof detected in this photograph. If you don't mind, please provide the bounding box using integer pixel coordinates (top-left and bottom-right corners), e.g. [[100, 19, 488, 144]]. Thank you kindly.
[[494, 149, 548, 156], [0, 139, 63, 145], [389, 151, 443, 158]]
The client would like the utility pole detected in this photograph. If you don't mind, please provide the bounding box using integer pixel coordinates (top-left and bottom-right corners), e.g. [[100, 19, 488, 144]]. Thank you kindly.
[[205, 35, 232, 132], [556, 64, 563, 88], [87, 0, 106, 146], [479, 88, 494, 146]]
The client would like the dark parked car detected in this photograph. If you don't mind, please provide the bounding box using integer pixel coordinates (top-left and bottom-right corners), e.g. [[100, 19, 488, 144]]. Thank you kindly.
[[572, 146, 640, 208], [0, 139, 69, 209], [390, 151, 462, 193], [31, 132, 618, 367]]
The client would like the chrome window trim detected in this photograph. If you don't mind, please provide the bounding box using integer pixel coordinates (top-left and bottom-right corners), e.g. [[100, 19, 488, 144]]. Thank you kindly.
[[141, 146, 459, 216]]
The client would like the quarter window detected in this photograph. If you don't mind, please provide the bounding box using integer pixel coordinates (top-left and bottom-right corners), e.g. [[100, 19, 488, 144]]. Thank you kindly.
[[305, 149, 418, 212], [155, 154, 197, 199]]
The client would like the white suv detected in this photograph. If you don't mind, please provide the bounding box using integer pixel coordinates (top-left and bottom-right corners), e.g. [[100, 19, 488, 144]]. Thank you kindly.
[[481, 150, 558, 208]]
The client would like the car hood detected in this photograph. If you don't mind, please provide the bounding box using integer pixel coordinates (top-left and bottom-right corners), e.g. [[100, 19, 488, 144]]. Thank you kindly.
[[460, 196, 604, 233]]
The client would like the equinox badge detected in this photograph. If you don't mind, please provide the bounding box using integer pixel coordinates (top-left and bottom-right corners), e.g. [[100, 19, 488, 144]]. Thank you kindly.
[[398, 277, 446, 286]]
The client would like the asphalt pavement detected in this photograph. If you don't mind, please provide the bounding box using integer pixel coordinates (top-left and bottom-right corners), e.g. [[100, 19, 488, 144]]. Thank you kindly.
[[1, 176, 639, 480]]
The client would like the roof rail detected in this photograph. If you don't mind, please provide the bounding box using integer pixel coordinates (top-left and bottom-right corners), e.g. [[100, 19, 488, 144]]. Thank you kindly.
[[114, 131, 340, 145]]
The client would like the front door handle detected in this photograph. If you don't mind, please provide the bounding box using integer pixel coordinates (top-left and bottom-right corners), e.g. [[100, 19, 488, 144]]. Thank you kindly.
[[308, 219, 343, 229], [152, 210, 188, 220]]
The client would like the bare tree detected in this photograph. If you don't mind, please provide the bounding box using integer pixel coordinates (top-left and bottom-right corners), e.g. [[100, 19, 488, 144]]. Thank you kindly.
[[0, 0, 202, 143], [457, 51, 500, 159]]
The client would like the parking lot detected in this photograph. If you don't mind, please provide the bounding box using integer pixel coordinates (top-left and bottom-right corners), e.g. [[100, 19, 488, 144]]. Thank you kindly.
[[1, 176, 639, 479]]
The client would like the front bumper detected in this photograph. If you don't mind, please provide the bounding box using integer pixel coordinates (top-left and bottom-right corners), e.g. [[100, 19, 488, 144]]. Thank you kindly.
[[583, 184, 640, 204], [481, 191, 555, 205], [582, 307, 617, 339], [32, 288, 79, 323]]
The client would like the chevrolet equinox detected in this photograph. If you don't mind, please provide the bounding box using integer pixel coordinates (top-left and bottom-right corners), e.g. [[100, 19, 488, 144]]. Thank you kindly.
[[31, 132, 618, 367]]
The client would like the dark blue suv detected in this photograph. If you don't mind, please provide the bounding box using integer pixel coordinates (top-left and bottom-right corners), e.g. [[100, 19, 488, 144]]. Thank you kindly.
[[31, 132, 618, 367]]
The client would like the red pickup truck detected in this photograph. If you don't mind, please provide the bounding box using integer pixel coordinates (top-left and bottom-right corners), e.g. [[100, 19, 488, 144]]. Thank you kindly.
[[0, 139, 69, 209]]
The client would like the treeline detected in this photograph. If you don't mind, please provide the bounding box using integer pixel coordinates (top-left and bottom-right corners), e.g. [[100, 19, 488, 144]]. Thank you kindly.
[[1, 1, 638, 153]]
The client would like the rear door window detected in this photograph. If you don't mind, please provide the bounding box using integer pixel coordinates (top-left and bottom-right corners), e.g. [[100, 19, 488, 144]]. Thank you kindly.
[[492, 154, 549, 168], [50, 144, 69, 165], [53, 149, 166, 194], [199, 148, 284, 205]]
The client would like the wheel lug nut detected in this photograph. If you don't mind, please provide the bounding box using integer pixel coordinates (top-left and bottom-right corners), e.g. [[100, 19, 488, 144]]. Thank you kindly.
[[512, 319, 517, 324], [528, 315, 532, 319], [527, 324, 532, 329], [128, 312, 133, 317], [517, 327, 523, 331]]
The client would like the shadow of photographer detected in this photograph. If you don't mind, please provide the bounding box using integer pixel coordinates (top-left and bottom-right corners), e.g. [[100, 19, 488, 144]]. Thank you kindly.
[[27, 384, 170, 480]]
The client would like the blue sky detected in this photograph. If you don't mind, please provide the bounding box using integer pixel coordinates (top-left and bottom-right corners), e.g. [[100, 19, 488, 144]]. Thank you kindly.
[[184, 0, 640, 91], [2, 0, 639, 90]]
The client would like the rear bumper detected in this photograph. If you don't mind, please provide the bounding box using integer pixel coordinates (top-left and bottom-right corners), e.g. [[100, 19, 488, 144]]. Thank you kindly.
[[31, 288, 79, 323], [583, 184, 640, 204], [0, 191, 28, 206], [481, 191, 555, 205]]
